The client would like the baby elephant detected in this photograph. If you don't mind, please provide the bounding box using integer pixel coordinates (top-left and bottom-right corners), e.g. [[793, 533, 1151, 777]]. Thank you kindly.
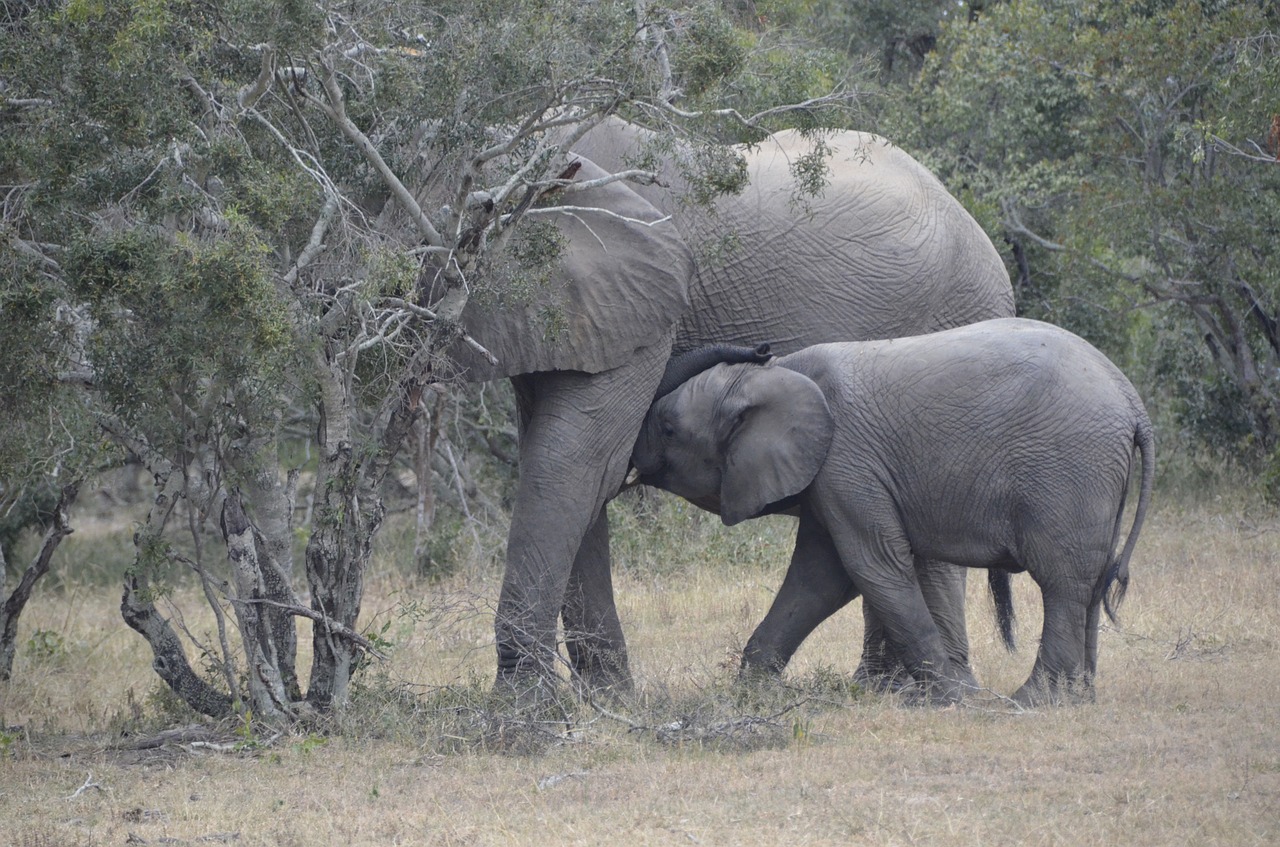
[[632, 318, 1154, 705]]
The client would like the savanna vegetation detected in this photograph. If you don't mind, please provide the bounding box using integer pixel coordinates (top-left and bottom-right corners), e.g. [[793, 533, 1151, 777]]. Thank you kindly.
[[2, 0, 1278, 843]]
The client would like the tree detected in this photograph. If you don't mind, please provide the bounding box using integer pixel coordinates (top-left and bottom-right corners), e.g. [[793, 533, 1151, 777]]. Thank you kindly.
[[0, 482, 79, 682], [1, 0, 856, 718], [885, 0, 1280, 483]]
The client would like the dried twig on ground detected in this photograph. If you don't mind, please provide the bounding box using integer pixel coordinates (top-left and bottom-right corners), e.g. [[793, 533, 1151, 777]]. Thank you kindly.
[[66, 771, 104, 800]]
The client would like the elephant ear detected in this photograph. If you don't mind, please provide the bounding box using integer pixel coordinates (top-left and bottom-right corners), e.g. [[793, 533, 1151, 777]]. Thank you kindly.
[[718, 364, 834, 526], [442, 156, 694, 381]]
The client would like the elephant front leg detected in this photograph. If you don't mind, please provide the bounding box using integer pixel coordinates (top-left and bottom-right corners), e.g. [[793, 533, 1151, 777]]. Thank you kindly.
[[852, 602, 914, 693], [495, 351, 667, 702], [561, 506, 633, 697], [833, 525, 963, 705], [495, 501, 590, 701], [742, 509, 858, 678], [855, 560, 975, 692]]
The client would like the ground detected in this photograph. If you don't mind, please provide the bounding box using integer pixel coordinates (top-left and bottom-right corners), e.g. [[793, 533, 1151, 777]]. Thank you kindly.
[[1, 499, 1276, 846]]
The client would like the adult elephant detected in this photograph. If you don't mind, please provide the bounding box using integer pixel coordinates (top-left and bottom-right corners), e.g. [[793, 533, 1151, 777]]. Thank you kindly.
[[440, 119, 1014, 698]]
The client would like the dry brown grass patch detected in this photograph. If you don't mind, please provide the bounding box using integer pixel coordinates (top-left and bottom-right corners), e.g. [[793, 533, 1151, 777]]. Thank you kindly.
[[1, 500, 1277, 845]]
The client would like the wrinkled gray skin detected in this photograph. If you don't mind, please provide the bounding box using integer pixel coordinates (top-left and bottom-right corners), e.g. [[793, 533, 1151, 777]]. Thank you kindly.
[[632, 319, 1155, 705], [442, 119, 1013, 698], [650, 343, 1016, 692]]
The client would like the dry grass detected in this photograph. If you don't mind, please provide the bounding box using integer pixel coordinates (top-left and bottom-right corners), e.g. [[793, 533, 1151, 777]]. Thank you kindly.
[[1, 497, 1277, 846]]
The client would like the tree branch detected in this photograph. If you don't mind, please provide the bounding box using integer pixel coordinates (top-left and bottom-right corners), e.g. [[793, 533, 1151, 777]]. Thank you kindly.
[[313, 61, 444, 247], [237, 45, 276, 110], [242, 598, 387, 660], [0, 482, 79, 681], [645, 90, 860, 132], [1000, 198, 1066, 252], [378, 297, 498, 365]]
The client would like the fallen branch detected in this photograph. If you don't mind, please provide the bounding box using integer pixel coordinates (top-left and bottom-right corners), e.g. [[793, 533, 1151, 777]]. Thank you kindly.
[[113, 724, 234, 751], [66, 771, 104, 800]]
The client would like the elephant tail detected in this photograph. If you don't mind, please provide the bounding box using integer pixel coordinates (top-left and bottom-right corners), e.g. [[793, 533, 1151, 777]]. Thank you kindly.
[[1100, 414, 1156, 624], [655, 343, 772, 400], [988, 569, 1017, 652]]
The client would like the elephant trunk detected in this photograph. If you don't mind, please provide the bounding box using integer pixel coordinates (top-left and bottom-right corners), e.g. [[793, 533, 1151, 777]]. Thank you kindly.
[[654, 343, 772, 400]]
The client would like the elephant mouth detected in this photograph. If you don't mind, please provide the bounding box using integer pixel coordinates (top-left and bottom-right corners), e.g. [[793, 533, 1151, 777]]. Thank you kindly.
[[627, 463, 723, 516]]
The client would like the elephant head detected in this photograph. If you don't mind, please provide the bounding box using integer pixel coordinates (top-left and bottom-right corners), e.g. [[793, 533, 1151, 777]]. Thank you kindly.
[[634, 362, 835, 526]]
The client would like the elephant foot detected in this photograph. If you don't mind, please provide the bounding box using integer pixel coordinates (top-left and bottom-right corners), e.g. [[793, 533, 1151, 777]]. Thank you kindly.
[[493, 638, 569, 713], [852, 663, 979, 697], [570, 666, 635, 707], [1012, 671, 1096, 708], [492, 670, 563, 712], [852, 661, 915, 694], [897, 675, 966, 708], [566, 643, 635, 704], [736, 662, 789, 694]]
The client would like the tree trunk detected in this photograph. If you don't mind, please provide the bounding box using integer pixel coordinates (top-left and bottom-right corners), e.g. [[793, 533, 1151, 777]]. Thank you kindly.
[[413, 394, 446, 571], [222, 491, 292, 720], [303, 347, 380, 710], [120, 573, 235, 719], [120, 469, 234, 719], [230, 421, 301, 702], [303, 335, 435, 709], [0, 483, 78, 681]]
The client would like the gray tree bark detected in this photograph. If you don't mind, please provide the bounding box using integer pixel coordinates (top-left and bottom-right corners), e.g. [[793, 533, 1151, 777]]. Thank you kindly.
[[0, 483, 79, 682], [119, 468, 234, 719], [222, 491, 291, 720]]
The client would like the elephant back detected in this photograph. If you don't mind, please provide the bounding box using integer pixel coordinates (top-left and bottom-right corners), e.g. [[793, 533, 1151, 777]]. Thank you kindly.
[[673, 129, 1013, 356]]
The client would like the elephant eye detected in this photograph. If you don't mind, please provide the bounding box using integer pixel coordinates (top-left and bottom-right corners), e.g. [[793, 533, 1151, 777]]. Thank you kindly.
[[661, 419, 675, 438]]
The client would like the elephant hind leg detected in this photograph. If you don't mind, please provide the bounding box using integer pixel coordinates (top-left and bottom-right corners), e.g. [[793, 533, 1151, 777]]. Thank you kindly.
[[1012, 587, 1095, 707], [562, 507, 632, 698]]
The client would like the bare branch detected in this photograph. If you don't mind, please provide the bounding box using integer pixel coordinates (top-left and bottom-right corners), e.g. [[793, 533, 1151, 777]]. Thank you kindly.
[[7, 236, 62, 271], [634, 0, 679, 104], [237, 45, 277, 110], [542, 168, 663, 195], [65, 772, 104, 800], [1000, 198, 1067, 252], [282, 195, 339, 288], [242, 597, 387, 660], [523, 205, 672, 229], [245, 108, 347, 210], [646, 90, 861, 132], [378, 297, 498, 365], [313, 61, 444, 247], [1210, 135, 1280, 165]]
